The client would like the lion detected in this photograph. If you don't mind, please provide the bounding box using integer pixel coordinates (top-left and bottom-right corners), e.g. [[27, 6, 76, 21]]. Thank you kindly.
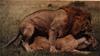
[[29, 36, 50, 52], [29, 35, 79, 52], [60, 5, 92, 35], [29, 34, 97, 53], [3, 2, 94, 52], [54, 34, 97, 53], [3, 9, 69, 52], [54, 34, 84, 53], [76, 35, 98, 51]]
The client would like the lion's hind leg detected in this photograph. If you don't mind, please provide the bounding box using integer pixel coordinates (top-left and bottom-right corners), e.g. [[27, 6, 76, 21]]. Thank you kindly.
[[21, 23, 35, 52]]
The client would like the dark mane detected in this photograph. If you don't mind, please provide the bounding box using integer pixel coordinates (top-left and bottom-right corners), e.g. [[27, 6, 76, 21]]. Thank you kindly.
[[59, 2, 92, 36], [59, 1, 92, 21]]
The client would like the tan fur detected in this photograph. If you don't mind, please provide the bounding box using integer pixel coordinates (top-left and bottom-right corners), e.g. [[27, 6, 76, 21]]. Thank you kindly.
[[55, 35, 78, 52], [29, 34, 97, 53], [30, 36, 50, 51], [77, 35, 98, 50]]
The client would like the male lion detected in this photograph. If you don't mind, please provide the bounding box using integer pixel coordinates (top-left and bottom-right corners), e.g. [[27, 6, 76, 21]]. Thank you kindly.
[[4, 2, 94, 52], [4, 9, 69, 52]]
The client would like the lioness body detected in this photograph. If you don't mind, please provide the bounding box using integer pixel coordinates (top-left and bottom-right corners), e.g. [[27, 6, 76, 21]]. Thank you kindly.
[[55, 35, 78, 52], [30, 36, 50, 51], [55, 35, 97, 52], [29, 35, 96, 53]]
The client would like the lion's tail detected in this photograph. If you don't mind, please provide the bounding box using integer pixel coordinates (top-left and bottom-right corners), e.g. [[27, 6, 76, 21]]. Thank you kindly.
[[2, 31, 21, 48]]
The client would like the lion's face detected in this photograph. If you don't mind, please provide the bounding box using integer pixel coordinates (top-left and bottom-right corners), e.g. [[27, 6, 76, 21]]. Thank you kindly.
[[60, 6, 92, 36]]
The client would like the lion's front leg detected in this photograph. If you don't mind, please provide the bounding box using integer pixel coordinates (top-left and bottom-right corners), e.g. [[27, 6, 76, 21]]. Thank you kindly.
[[72, 49, 91, 54], [49, 29, 58, 53]]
